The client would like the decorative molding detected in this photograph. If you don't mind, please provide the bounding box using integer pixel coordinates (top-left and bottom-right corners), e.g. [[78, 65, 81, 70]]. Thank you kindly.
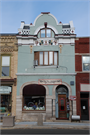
[[0, 36, 18, 52], [30, 45, 33, 53], [59, 45, 63, 53], [34, 25, 58, 35], [16, 73, 77, 76], [52, 81, 72, 99]]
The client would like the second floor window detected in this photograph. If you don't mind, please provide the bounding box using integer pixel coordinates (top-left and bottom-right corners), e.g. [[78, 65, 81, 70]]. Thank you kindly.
[[82, 56, 90, 71], [1, 56, 10, 76], [34, 51, 58, 66]]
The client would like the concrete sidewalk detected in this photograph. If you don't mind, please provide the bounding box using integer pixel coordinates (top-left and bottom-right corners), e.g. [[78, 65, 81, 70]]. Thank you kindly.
[[0, 121, 89, 130]]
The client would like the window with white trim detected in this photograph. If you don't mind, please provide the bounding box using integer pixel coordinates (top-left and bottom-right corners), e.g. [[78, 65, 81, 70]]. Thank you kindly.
[[82, 56, 90, 71]]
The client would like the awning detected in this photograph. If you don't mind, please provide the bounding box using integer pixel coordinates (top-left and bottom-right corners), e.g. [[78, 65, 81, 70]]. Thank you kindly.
[[23, 84, 46, 96]]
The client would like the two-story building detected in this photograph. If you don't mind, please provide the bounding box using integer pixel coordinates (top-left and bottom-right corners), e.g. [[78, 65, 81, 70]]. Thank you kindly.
[[0, 34, 18, 117], [75, 37, 90, 120], [16, 12, 76, 121]]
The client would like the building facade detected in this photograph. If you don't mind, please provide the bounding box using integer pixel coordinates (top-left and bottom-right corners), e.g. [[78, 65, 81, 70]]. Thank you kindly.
[[0, 34, 18, 116], [16, 12, 76, 121], [75, 37, 90, 120]]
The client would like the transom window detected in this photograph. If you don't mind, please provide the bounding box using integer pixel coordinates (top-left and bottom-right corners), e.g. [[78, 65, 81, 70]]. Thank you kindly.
[[38, 28, 55, 38], [1, 56, 10, 76], [82, 56, 90, 71], [34, 51, 58, 66]]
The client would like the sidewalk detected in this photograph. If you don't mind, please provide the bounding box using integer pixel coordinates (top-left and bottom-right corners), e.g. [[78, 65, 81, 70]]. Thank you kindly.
[[0, 121, 89, 130]]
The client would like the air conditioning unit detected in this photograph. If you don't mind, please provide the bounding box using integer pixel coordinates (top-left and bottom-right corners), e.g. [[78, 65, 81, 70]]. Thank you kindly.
[[34, 60, 38, 66]]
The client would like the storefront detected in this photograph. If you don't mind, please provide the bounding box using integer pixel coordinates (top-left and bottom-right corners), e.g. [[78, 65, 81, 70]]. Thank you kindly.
[[0, 78, 17, 117], [16, 12, 76, 121], [80, 92, 89, 120], [0, 86, 12, 113]]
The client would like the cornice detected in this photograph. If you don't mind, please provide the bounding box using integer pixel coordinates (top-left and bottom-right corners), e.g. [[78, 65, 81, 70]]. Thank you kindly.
[[16, 73, 77, 76]]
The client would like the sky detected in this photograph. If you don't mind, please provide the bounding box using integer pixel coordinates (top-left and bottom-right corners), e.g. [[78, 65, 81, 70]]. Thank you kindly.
[[0, 0, 90, 37]]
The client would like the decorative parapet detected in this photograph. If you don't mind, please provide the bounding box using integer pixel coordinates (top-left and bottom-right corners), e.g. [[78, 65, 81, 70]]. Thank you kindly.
[[0, 35, 18, 52], [18, 29, 30, 35], [62, 28, 75, 34]]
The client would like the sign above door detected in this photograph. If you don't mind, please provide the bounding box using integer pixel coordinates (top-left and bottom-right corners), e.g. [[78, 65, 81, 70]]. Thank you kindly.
[[38, 79, 62, 85]]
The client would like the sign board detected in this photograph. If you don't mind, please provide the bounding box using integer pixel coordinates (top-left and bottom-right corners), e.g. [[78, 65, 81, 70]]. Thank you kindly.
[[0, 86, 11, 94], [70, 95, 76, 101], [38, 79, 62, 85]]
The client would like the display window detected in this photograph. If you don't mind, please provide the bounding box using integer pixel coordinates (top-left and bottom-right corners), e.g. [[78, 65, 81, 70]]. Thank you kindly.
[[23, 84, 46, 111], [23, 96, 45, 111], [0, 95, 12, 113]]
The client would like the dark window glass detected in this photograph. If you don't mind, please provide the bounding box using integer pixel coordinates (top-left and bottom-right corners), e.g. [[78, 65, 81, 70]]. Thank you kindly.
[[60, 99, 64, 110], [23, 96, 45, 110], [23, 26, 30, 29], [2, 67, 9, 76], [83, 63, 90, 71], [1, 95, 12, 113]]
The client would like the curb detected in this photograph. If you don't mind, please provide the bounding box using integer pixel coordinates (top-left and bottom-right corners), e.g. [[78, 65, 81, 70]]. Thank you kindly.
[[0, 125, 89, 130]]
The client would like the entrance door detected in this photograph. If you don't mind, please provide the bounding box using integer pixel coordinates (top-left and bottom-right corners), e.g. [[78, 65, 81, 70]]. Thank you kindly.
[[81, 99, 89, 120], [58, 94, 67, 119]]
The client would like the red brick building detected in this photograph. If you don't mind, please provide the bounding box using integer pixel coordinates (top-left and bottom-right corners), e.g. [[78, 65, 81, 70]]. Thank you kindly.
[[75, 37, 90, 120]]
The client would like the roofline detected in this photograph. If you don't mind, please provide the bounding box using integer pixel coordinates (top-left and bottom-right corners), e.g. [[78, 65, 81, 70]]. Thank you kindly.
[[0, 33, 18, 36], [76, 36, 90, 38]]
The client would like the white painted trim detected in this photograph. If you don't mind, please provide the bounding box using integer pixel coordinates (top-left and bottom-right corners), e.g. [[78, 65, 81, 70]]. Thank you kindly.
[[16, 73, 77, 76], [34, 25, 58, 34], [33, 14, 43, 26]]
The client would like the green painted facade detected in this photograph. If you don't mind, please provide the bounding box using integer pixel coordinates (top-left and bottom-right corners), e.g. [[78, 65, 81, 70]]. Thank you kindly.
[[17, 13, 76, 118]]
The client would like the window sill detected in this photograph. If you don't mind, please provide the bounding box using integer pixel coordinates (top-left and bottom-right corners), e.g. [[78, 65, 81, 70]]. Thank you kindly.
[[82, 70, 90, 72], [34, 66, 57, 68], [0, 76, 11, 79], [22, 110, 46, 113]]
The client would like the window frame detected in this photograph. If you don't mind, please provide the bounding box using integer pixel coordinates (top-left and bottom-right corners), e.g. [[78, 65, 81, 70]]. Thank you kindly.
[[82, 56, 90, 71], [38, 28, 54, 38], [34, 51, 58, 66], [0, 55, 11, 77]]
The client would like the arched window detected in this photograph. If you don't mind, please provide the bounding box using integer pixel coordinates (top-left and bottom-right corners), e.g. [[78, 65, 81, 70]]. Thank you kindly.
[[23, 84, 46, 111], [38, 28, 55, 38]]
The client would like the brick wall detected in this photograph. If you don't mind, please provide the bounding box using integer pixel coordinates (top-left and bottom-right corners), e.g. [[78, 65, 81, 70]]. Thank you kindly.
[[75, 37, 89, 117], [75, 38, 89, 53], [76, 73, 89, 116], [75, 55, 82, 71]]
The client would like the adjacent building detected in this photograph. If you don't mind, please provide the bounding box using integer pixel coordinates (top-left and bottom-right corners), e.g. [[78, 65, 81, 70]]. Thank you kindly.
[[75, 37, 90, 120], [0, 34, 18, 116], [16, 12, 76, 121]]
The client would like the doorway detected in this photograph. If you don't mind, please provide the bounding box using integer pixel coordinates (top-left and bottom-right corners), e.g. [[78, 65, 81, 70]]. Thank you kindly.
[[58, 94, 67, 119], [81, 98, 89, 120]]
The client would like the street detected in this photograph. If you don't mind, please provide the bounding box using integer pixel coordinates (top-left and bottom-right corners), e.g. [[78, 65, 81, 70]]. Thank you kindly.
[[1, 129, 89, 134]]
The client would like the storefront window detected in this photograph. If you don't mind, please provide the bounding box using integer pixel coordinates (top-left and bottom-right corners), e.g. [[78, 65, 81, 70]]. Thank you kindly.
[[0, 95, 12, 113], [23, 96, 45, 110], [0, 86, 12, 113]]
